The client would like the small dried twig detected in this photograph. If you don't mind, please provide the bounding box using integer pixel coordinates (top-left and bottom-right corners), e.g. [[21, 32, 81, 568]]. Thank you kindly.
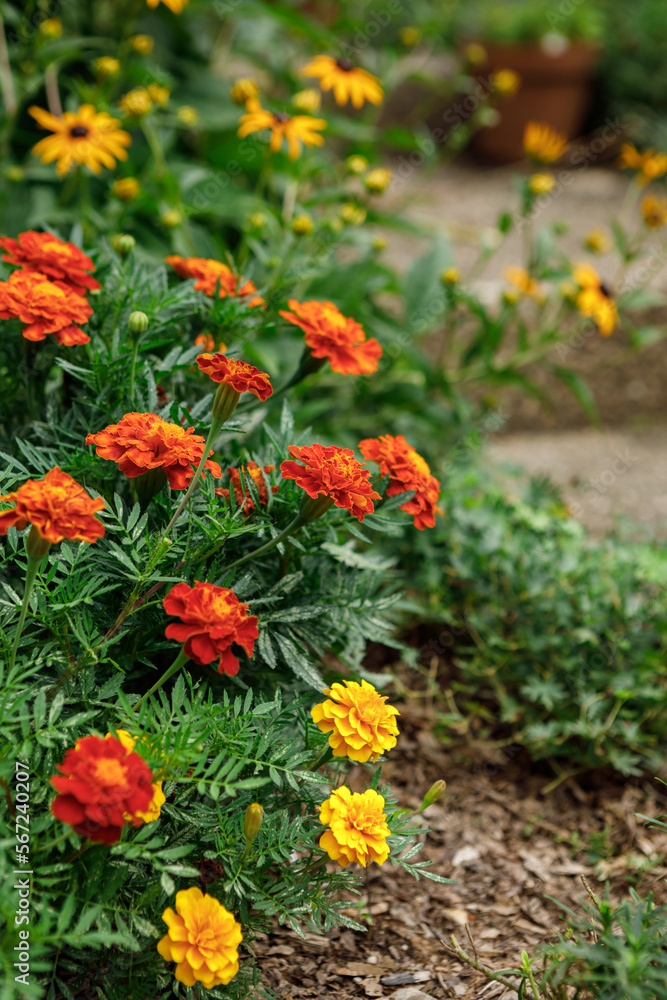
[[446, 933, 523, 992], [465, 922, 479, 963]]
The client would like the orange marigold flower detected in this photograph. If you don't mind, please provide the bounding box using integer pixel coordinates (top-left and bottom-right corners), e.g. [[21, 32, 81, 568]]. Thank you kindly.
[[300, 55, 383, 109], [196, 353, 273, 401], [194, 333, 227, 353], [280, 299, 382, 376], [280, 443, 380, 522], [0, 230, 100, 295], [29, 104, 131, 177], [147, 0, 189, 11], [0, 269, 93, 345], [86, 412, 222, 491], [158, 887, 242, 988], [319, 786, 390, 868], [311, 680, 399, 762], [163, 581, 259, 676], [0, 467, 105, 544], [110, 730, 166, 825], [51, 734, 154, 844], [358, 434, 443, 530], [215, 461, 279, 515], [503, 266, 544, 302], [165, 255, 265, 308]]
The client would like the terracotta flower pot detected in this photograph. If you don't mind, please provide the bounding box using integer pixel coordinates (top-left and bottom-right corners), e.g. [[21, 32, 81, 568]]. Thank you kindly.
[[472, 41, 600, 164]]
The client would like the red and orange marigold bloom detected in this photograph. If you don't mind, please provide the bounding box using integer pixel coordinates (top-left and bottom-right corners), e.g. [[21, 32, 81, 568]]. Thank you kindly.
[[51, 734, 154, 844], [0, 466, 105, 544], [280, 443, 380, 522], [196, 353, 273, 401], [165, 255, 265, 308], [0, 269, 93, 345], [359, 434, 442, 530], [0, 231, 100, 296], [280, 299, 382, 375], [163, 581, 259, 676], [215, 461, 279, 515], [158, 887, 242, 988], [311, 680, 400, 762], [319, 786, 391, 868], [86, 412, 222, 491]]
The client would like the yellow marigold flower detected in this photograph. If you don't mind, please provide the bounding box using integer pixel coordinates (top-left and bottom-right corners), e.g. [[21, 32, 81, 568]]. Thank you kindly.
[[441, 266, 460, 285], [108, 730, 166, 824], [584, 228, 611, 253], [291, 214, 314, 235], [292, 88, 322, 114], [618, 143, 667, 186], [158, 887, 242, 988], [528, 172, 555, 194], [504, 266, 544, 302], [399, 26, 421, 46], [39, 17, 63, 38], [161, 209, 182, 227], [492, 69, 521, 95], [146, 0, 189, 11], [319, 786, 390, 868], [464, 42, 487, 65], [131, 34, 154, 54], [94, 56, 121, 80], [231, 78, 259, 106], [642, 193, 667, 229], [364, 167, 392, 193], [177, 105, 199, 126], [148, 83, 170, 107], [339, 203, 366, 225], [300, 54, 383, 109], [523, 121, 568, 164], [311, 679, 399, 763], [346, 154, 368, 174], [29, 104, 131, 178], [119, 87, 153, 118], [573, 262, 617, 337], [112, 176, 141, 201], [237, 104, 326, 160]]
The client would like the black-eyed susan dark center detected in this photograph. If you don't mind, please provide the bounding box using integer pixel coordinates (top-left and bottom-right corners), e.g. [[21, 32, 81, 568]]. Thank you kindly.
[[336, 58, 354, 72], [70, 125, 89, 138]]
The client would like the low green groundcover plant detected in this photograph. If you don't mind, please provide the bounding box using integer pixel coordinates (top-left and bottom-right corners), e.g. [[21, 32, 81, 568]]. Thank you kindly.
[[410, 460, 667, 777]]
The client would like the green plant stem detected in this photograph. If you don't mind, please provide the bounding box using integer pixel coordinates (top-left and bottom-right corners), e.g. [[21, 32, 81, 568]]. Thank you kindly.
[[9, 557, 42, 670], [162, 419, 222, 539], [128, 336, 140, 404], [132, 646, 190, 714], [0, 13, 17, 121], [212, 513, 303, 574], [140, 118, 167, 178]]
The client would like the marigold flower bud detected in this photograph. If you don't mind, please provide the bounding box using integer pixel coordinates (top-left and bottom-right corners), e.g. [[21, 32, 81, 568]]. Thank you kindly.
[[130, 34, 154, 54], [420, 779, 446, 811], [95, 56, 121, 80], [129, 311, 149, 336], [243, 803, 264, 845], [364, 168, 392, 194], [464, 42, 487, 65], [492, 69, 521, 95], [441, 267, 460, 285], [231, 78, 259, 106], [161, 209, 182, 228], [292, 214, 314, 236], [346, 154, 368, 174], [177, 105, 199, 127], [111, 233, 136, 256], [528, 173, 555, 195], [584, 228, 611, 254], [5, 166, 24, 183], [247, 212, 266, 229], [372, 236, 387, 251], [399, 26, 421, 46], [39, 17, 63, 38], [340, 203, 366, 226], [292, 88, 321, 114], [112, 177, 140, 202], [147, 83, 170, 107], [119, 87, 153, 118]]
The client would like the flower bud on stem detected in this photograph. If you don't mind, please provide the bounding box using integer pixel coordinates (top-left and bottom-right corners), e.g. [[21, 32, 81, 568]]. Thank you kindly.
[[241, 803, 264, 860]]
